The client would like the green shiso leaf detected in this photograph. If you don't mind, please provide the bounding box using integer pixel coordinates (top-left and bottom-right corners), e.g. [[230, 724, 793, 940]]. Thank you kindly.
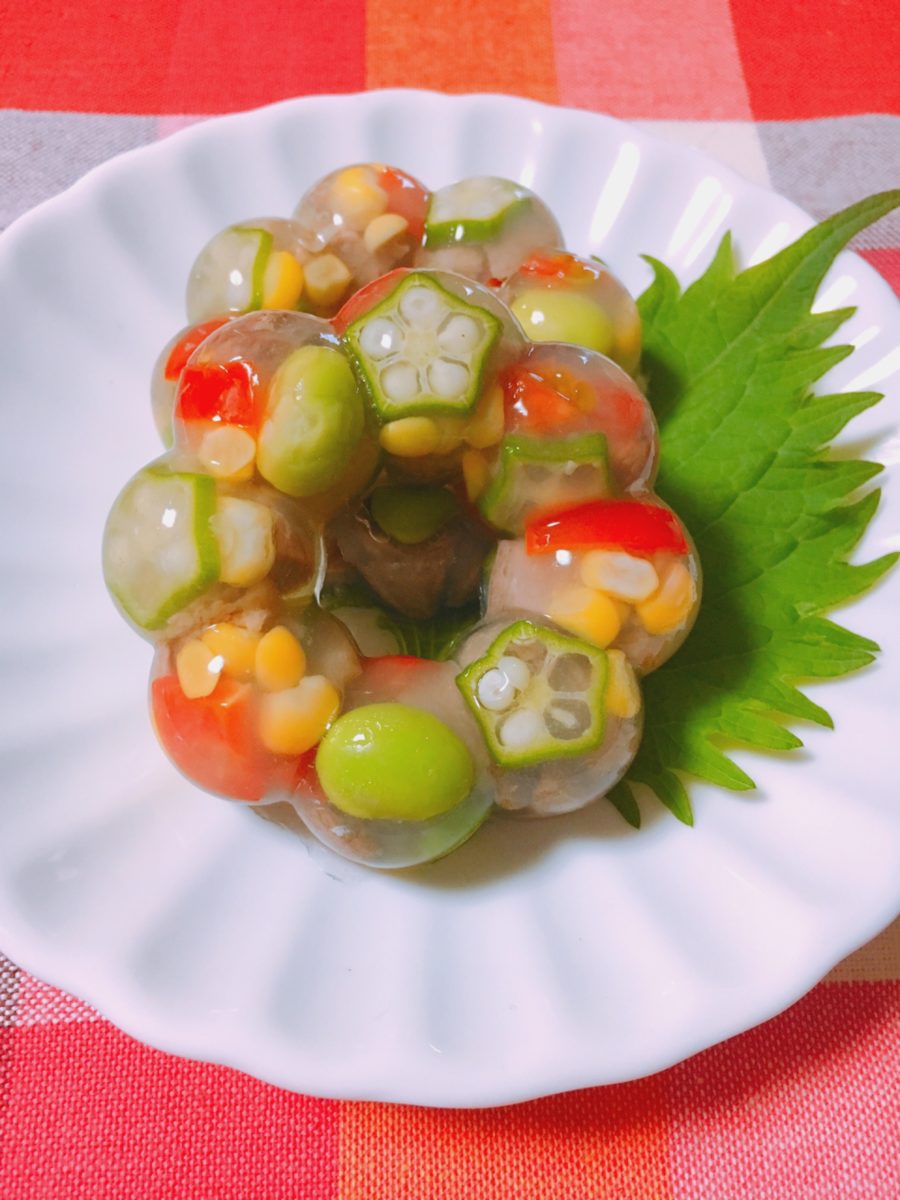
[[615, 190, 900, 826]]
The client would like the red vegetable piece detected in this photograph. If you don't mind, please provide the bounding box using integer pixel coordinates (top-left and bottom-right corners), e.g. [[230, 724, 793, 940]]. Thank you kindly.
[[152, 675, 273, 802], [526, 499, 690, 557], [502, 363, 586, 434], [175, 359, 260, 429], [379, 167, 428, 240], [503, 359, 647, 443], [332, 268, 409, 335], [518, 251, 597, 285], [164, 317, 231, 382]]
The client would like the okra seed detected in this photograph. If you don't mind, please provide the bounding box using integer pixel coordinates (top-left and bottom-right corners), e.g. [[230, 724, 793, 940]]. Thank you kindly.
[[476, 668, 517, 712], [498, 707, 544, 749], [359, 317, 402, 359], [381, 361, 420, 403], [428, 358, 469, 398], [399, 286, 445, 329], [496, 655, 531, 692], [437, 313, 482, 356]]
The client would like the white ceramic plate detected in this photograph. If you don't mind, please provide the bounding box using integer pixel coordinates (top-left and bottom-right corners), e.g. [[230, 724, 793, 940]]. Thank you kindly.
[[0, 91, 898, 1108]]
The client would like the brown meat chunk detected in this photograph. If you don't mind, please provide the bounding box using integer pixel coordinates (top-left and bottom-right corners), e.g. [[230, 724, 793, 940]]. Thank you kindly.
[[330, 507, 491, 620]]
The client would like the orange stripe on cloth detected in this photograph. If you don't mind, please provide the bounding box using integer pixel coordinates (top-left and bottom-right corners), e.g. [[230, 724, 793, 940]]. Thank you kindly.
[[338, 1081, 672, 1199], [550, 0, 753, 120], [365, 0, 558, 103]]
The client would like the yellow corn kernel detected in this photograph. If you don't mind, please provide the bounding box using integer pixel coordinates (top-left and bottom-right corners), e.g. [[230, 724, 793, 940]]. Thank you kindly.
[[579, 548, 658, 602], [635, 561, 696, 636], [605, 649, 641, 719], [304, 254, 352, 309], [461, 449, 490, 501], [332, 166, 388, 228], [175, 639, 221, 699], [214, 497, 275, 587], [464, 383, 505, 449], [261, 250, 305, 310], [364, 212, 409, 254], [379, 416, 440, 457], [549, 585, 622, 648], [258, 675, 341, 755], [198, 426, 257, 482], [201, 622, 261, 681], [255, 625, 307, 692]]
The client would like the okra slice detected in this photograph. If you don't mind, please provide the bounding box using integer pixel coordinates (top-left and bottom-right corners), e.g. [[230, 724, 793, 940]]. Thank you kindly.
[[343, 271, 501, 421], [456, 619, 608, 767], [424, 177, 535, 248], [186, 225, 273, 321], [103, 464, 220, 633], [477, 432, 611, 535]]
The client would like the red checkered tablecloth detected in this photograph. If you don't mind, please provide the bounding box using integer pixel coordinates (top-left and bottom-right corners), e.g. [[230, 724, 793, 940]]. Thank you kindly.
[[1, 3, 899, 1196]]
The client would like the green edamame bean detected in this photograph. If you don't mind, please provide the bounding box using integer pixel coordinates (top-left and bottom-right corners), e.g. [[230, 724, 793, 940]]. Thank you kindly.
[[511, 289, 614, 356], [257, 345, 364, 497], [316, 703, 475, 821], [370, 485, 459, 545]]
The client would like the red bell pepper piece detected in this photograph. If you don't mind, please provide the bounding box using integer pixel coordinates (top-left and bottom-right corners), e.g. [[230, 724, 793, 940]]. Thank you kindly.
[[332, 268, 409, 335], [503, 359, 647, 442], [518, 251, 598, 285], [379, 167, 428, 240], [175, 359, 260, 430], [151, 675, 310, 802], [526, 499, 689, 557], [163, 318, 231, 382], [502, 363, 591, 434]]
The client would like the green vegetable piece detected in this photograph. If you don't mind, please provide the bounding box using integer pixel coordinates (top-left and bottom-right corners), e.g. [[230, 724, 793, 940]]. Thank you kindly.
[[232, 226, 274, 311], [370, 485, 459, 544], [316, 703, 475, 821], [424, 177, 530, 248], [344, 272, 501, 421], [102, 464, 219, 632], [511, 289, 614, 356], [478, 432, 610, 535], [457, 620, 608, 767], [186, 225, 274, 321], [608, 189, 900, 830], [256, 345, 365, 498]]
